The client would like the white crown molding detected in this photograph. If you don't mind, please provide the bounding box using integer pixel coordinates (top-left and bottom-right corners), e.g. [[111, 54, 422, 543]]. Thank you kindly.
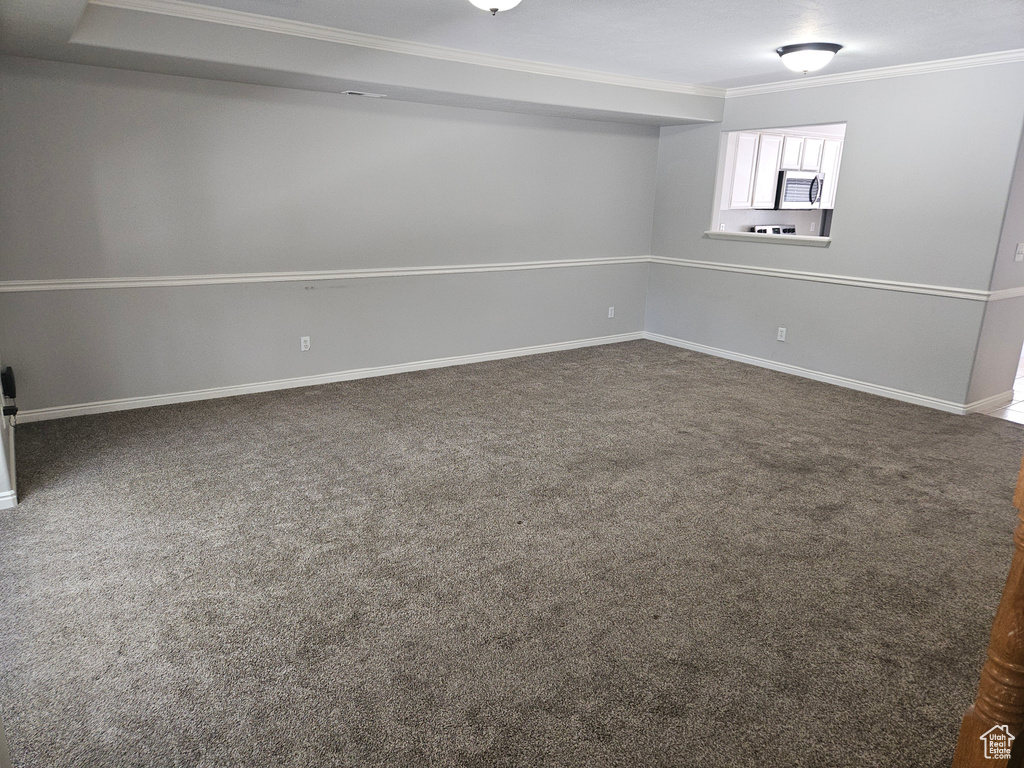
[[0, 256, 648, 293], [0, 255, 999, 303], [17, 332, 644, 422], [87, 0, 725, 98], [82, 0, 1024, 102], [644, 331, 982, 415], [726, 48, 1024, 98], [649, 256, 992, 302]]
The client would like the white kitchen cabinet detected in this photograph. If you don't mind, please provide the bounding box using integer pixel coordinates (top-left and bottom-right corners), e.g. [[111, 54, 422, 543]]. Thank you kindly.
[[819, 139, 844, 209], [723, 129, 844, 213], [715, 123, 845, 233], [780, 136, 803, 170], [800, 137, 825, 171], [751, 133, 784, 209], [728, 132, 760, 209]]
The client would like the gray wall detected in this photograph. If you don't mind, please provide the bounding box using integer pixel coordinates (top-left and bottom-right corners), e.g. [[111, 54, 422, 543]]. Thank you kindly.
[[1, 267, 648, 410], [645, 265, 985, 401], [0, 57, 659, 279], [649, 63, 1024, 405], [0, 57, 657, 412], [4, 54, 1024, 417], [968, 127, 1024, 403], [986, 124, 1024, 294]]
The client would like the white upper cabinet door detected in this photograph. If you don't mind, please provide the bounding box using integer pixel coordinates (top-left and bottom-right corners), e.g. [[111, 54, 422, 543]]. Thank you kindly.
[[751, 134, 784, 209], [800, 137, 825, 171], [819, 139, 844, 209], [729, 132, 760, 209], [780, 135, 803, 170]]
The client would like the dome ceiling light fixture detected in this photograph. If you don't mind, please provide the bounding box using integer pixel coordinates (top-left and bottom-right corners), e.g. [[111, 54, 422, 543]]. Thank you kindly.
[[468, 0, 522, 15], [776, 42, 843, 74]]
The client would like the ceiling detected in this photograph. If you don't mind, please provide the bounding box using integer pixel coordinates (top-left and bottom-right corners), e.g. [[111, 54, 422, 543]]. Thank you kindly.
[[184, 0, 1024, 88], [2, 0, 1023, 123]]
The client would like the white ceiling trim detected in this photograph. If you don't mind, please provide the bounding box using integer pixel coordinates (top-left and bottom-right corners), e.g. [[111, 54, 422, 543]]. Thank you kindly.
[[86, 0, 726, 98], [727, 48, 1024, 97]]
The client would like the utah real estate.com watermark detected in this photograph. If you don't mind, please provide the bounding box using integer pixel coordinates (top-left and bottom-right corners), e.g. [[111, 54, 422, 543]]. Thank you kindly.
[[980, 725, 1015, 760]]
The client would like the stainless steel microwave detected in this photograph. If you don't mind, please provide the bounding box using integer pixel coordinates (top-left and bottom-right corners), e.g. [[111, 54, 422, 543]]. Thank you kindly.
[[776, 171, 824, 209]]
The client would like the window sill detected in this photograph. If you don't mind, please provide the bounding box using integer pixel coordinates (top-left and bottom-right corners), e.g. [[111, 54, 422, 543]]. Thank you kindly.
[[703, 231, 831, 248]]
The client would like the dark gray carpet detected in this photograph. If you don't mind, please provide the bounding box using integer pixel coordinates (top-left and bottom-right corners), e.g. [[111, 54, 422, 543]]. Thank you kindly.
[[2, 340, 1022, 767]]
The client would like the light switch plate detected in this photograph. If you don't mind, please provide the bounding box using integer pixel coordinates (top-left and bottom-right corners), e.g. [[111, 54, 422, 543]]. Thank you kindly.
[[1015, 243, 1024, 262]]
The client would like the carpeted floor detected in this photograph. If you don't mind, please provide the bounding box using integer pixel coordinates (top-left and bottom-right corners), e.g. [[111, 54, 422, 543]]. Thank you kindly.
[[1, 339, 1023, 767]]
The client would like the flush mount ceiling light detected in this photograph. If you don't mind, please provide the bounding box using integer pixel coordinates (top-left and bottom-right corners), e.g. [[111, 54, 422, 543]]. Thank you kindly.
[[776, 43, 843, 74], [468, 0, 522, 15]]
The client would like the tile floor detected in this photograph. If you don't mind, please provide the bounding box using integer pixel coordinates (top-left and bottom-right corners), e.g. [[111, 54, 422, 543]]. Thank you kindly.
[[984, 356, 1024, 424]]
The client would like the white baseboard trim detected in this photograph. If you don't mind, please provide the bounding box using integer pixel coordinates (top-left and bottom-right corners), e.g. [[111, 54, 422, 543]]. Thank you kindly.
[[18, 332, 644, 423], [963, 390, 1015, 414], [15, 330, 1004, 422], [0, 490, 16, 510], [643, 331, 975, 415]]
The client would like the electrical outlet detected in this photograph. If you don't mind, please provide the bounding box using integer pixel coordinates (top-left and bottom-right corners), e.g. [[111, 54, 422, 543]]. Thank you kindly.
[[810, 222, 817, 233], [300, 336, 310, 352], [719, 223, 725, 231], [608, 307, 615, 319], [1015, 243, 1024, 262], [777, 327, 787, 342]]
